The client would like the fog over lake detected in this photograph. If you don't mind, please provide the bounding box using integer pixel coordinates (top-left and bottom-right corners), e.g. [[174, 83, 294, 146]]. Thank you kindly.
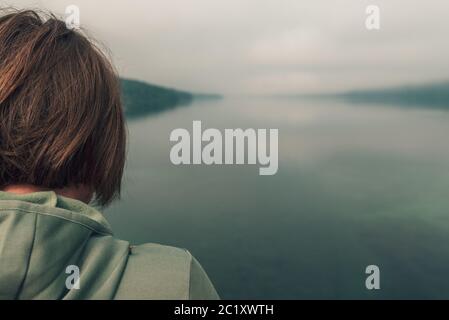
[[11, 0, 449, 95]]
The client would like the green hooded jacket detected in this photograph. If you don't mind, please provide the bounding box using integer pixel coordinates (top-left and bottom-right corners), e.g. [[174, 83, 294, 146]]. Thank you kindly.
[[0, 191, 219, 300]]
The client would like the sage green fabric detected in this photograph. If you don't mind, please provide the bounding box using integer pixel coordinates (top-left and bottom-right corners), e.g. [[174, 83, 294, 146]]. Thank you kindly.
[[0, 191, 219, 300]]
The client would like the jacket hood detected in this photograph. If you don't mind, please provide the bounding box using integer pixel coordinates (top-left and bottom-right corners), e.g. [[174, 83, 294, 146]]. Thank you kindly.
[[0, 191, 130, 299]]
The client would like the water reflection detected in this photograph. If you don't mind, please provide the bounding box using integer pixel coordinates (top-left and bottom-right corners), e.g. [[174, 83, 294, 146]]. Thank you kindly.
[[106, 97, 449, 299]]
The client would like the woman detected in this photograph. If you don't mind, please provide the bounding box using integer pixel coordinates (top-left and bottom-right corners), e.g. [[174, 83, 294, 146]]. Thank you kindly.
[[0, 9, 219, 300]]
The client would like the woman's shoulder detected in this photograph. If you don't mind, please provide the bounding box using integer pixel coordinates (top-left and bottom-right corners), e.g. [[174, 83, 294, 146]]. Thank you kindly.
[[114, 243, 220, 300]]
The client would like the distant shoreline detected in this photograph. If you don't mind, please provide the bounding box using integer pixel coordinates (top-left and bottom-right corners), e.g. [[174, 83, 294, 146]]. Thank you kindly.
[[269, 81, 449, 109]]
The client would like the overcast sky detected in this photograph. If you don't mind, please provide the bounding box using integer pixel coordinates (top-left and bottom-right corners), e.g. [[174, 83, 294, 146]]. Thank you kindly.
[[5, 0, 449, 95]]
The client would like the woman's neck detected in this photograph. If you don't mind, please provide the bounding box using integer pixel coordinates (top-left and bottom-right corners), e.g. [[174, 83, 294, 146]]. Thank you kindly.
[[2, 184, 93, 204]]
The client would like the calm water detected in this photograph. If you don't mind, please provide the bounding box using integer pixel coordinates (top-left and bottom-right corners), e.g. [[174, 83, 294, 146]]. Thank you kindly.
[[105, 98, 449, 299]]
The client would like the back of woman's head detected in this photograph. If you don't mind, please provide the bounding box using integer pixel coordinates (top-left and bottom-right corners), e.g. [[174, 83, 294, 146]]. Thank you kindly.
[[0, 9, 126, 206]]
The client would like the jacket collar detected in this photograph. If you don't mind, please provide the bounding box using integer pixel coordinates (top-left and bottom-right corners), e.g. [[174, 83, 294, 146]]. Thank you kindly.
[[0, 190, 113, 235]]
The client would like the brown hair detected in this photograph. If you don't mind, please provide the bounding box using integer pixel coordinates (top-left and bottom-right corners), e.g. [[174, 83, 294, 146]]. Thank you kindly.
[[0, 9, 126, 206]]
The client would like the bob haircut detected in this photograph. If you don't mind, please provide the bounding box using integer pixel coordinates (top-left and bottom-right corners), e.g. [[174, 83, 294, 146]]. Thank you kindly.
[[0, 9, 126, 206]]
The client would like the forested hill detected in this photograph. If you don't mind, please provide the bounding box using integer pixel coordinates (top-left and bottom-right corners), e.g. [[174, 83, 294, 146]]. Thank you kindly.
[[120, 78, 221, 118]]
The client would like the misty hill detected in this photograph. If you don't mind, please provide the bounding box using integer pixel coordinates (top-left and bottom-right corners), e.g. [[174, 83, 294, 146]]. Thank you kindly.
[[342, 82, 449, 108], [120, 78, 221, 118]]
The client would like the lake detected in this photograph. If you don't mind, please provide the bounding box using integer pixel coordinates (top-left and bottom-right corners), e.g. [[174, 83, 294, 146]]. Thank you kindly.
[[105, 97, 449, 299]]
